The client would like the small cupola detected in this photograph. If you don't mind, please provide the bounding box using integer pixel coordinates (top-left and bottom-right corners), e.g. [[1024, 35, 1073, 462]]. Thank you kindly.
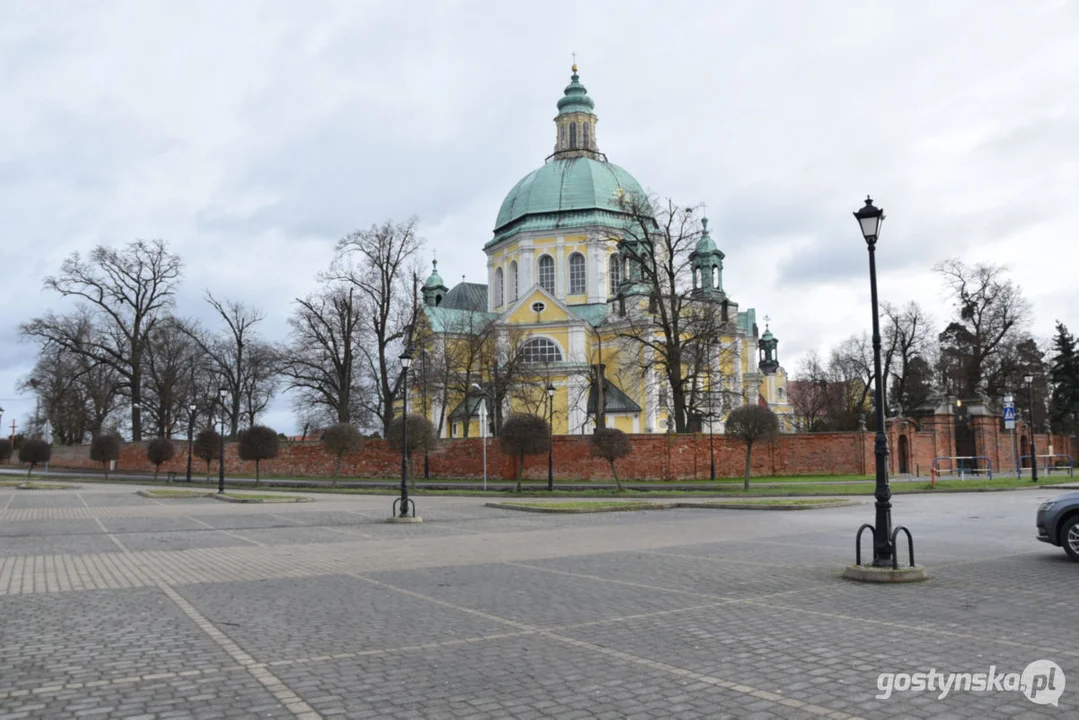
[[689, 217, 726, 299], [758, 320, 779, 375], [422, 259, 449, 307]]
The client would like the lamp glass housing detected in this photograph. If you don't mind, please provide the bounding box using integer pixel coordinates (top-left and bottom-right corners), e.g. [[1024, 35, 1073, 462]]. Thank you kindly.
[[1023, 374, 1034, 385]]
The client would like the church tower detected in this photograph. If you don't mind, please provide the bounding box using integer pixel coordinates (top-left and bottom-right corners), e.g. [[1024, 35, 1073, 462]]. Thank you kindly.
[[758, 323, 779, 375], [422, 259, 449, 307], [689, 217, 725, 300]]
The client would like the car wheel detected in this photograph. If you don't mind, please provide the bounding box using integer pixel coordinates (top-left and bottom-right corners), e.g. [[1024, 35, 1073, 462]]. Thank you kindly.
[[1063, 516, 1079, 562]]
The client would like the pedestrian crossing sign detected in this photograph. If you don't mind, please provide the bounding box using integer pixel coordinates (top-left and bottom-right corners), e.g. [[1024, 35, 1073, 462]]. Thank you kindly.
[[1003, 404, 1016, 429]]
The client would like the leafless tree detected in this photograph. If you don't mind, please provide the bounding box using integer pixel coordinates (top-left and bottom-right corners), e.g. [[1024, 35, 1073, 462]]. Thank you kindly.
[[881, 301, 934, 416], [142, 318, 202, 438], [612, 195, 731, 432], [385, 414, 438, 485], [330, 219, 424, 435], [280, 285, 366, 428], [590, 428, 632, 491], [725, 404, 778, 490], [20, 239, 183, 440], [935, 259, 1031, 398], [21, 317, 123, 444], [180, 293, 277, 437]]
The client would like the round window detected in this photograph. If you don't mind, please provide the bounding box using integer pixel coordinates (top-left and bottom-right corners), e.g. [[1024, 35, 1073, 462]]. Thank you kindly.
[[531, 301, 546, 313]]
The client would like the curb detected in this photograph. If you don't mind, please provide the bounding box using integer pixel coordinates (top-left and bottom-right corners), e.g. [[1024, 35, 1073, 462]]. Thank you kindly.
[[137, 489, 212, 499], [15, 483, 81, 491], [485, 499, 860, 514], [212, 494, 314, 504]]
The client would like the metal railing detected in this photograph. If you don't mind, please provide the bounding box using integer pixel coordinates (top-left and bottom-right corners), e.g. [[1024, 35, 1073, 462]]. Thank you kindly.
[[1018, 454, 1074, 477], [930, 456, 994, 482]]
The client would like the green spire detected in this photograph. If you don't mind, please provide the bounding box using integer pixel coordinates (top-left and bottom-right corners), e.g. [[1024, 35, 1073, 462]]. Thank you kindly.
[[557, 64, 595, 116]]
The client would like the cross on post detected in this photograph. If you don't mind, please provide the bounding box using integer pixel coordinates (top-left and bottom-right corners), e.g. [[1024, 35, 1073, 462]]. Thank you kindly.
[[572, 51, 577, 67]]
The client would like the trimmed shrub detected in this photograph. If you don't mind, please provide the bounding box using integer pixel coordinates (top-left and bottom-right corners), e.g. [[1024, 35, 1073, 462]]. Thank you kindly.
[[499, 414, 550, 492], [237, 425, 279, 486]]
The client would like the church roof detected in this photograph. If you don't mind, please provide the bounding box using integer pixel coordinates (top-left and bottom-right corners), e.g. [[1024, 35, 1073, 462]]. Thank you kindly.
[[424, 259, 446, 289], [587, 378, 641, 414], [440, 282, 488, 312], [567, 303, 609, 327], [691, 217, 723, 259], [490, 157, 647, 246]]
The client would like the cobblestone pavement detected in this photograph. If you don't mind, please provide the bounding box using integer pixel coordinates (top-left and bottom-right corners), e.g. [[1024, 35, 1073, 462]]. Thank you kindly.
[[1, 482, 1076, 719]]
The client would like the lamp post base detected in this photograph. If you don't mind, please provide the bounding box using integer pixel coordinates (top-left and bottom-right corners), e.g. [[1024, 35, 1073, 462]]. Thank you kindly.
[[843, 565, 927, 583], [386, 515, 424, 524]]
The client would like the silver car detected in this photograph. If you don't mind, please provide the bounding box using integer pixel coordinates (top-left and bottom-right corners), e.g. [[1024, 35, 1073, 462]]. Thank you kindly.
[[1037, 491, 1079, 561]]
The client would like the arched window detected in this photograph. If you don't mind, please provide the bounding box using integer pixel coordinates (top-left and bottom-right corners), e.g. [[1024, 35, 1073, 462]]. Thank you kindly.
[[608, 254, 621, 296], [568, 252, 586, 295], [509, 261, 518, 301], [583, 123, 590, 148], [538, 254, 555, 293], [569, 122, 577, 149], [560, 125, 566, 148], [494, 267, 504, 307], [712, 265, 719, 289], [693, 267, 700, 289], [521, 337, 563, 364]]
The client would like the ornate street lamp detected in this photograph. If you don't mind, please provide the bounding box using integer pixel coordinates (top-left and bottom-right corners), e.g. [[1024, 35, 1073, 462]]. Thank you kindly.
[[185, 403, 197, 483], [421, 348, 430, 479], [850, 195, 909, 568], [547, 383, 555, 491], [1024, 373, 1038, 483], [394, 348, 415, 518], [472, 382, 489, 491], [217, 388, 228, 494]]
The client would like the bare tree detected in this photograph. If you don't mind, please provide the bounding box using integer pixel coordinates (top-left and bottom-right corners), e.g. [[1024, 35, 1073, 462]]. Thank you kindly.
[[612, 196, 730, 432], [935, 259, 1030, 398], [237, 425, 279, 486], [181, 293, 277, 437], [725, 404, 778, 490], [20, 239, 183, 440], [142, 318, 202, 438], [590, 428, 632, 491], [280, 285, 365, 427], [320, 423, 365, 483], [330, 219, 424, 435], [881, 301, 934, 416], [499, 413, 551, 492]]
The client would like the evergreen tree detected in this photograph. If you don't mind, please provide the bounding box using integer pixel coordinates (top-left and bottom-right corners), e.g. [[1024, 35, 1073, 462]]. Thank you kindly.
[[1049, 322, 1079, 434]]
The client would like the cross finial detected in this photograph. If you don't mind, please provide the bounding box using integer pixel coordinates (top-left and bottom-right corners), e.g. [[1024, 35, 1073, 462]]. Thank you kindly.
[[764, 315, 771, 328], [571, 51, 577, 73]]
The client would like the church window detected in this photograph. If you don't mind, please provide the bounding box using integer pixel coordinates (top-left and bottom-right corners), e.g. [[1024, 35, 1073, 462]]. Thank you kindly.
[[510, 261, 518, 301], [608, 254, 621, 296], [712, 265, 719, 289], [494, 267, 504, 307], [693, 267, 700, 289], [570, 122, 577, 149], [568, 252, 586, 294], [583, 123, 590, 148], [560, 125, 566, 148], [521, 337, 563, 364], [538, 254, 555, 293]]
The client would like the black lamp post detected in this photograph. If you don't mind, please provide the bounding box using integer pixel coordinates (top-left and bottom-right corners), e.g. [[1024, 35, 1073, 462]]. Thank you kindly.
[[546, 383, 555, 491], [217, 388, 227, 494], [854, 196, 895, 566], [185, 403, 197, 483], [1025, 373, 1038, 483], [396, 348, 414, 517]]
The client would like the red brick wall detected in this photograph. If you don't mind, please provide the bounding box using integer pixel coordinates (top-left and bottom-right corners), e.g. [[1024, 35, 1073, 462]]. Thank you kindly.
[[43, 422, 1077, 482]]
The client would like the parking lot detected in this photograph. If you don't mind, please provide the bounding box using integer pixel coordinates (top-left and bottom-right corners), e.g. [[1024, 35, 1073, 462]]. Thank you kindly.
[[1, 482, 1075, 719]]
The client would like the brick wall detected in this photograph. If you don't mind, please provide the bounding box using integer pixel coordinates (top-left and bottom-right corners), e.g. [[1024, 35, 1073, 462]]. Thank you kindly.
[[42, 420, 1077, 482]]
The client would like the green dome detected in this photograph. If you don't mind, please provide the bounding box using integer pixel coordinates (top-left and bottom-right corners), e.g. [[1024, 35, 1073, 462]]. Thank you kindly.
[[694, 217, 720, 256], [557, 69, 595, 115], [424, 259, 445, 289], [491, 157, 648, 244]]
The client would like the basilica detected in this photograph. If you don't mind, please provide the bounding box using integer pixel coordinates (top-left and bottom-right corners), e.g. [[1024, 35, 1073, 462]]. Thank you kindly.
[[417, 65, 792, 438]]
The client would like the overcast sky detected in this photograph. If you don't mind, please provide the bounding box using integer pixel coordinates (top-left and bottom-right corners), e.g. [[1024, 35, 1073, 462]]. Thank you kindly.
[[2, 0, 1076, 435]]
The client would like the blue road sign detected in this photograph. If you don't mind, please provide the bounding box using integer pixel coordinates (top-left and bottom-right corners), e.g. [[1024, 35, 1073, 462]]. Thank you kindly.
[[1003, 406, 1016, 421]]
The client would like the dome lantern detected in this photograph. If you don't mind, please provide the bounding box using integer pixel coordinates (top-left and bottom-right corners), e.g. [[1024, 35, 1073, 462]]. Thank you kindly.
[[553, 64, 600, 159], [422, 259, 449, 307]]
